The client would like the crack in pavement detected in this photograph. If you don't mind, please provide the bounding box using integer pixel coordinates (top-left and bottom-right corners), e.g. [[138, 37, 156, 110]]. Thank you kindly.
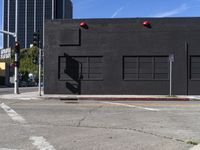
[[1, 101, 197, 148], [25, 121, 194, 146], [77, 105, 104, 127]]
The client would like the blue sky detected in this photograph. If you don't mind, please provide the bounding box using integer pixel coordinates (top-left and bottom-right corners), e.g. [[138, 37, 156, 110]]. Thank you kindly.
[[1, 0, 200, 48], [73, 0, 200, 18]]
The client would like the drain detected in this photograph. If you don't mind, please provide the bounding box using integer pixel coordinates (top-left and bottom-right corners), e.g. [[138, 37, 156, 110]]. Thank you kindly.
[[60, 97, 79, 103]]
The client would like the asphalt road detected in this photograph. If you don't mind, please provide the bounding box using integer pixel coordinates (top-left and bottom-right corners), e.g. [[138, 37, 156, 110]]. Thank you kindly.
[[0, 99, 200, 150], [0, 87, 37, 95]]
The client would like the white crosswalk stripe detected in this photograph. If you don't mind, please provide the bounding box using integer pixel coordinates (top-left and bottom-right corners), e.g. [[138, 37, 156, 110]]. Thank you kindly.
[[0, 103, 26, 124], [30, 136, 56, 150], [0, 102, 56, 150]]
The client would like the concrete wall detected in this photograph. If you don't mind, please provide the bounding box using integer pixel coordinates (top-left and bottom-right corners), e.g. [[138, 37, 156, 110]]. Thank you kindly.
[[44, 18, 200, 95]]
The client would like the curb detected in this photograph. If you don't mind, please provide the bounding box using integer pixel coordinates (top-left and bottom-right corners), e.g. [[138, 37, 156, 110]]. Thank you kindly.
[[0, 97, 41, 101], [0, 94, 193, 101], [78, 97, 190, 101], [41, 96, 190, 101]]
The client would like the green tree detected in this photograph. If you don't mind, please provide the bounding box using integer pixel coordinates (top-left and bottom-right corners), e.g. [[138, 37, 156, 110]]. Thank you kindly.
[[0, 46, 39, 82], [19, 46, 39, 81]]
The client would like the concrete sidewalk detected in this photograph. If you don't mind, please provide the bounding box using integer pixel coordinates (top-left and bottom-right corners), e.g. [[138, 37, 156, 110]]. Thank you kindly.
[[0, 91, 200, 101]]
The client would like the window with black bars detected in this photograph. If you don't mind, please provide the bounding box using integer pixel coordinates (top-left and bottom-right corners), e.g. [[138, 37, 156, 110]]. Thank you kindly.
[[190, 56, 200, 80], [58, 56, 103, 81], [123, 56, 169, 80]]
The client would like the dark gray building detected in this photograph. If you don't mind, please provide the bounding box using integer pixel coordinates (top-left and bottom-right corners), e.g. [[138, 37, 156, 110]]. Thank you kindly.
[[45, 18, 200, 95], [3, 0, 73, 49]]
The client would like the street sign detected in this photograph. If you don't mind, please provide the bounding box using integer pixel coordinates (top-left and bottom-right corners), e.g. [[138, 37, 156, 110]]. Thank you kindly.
[[0, 48, 11, 59], [169, 54, 174, 62]]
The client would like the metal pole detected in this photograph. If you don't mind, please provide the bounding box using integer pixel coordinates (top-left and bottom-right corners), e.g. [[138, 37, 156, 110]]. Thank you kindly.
[[7, 0, 10, 48], [63, 0, 65, 18], [34, 0, 36, 32], [25, 0, 27, 48], [42, 0, 46, 95], [37, 30, 41, 96], [169, 61, 172, 96], [2, 0, 4, 34], [14, 0, 19, 94], [52, 0, 54, 19], [38, 47, 41, 96], [43, 0, 45, 47], [15, 0, 18, 42]]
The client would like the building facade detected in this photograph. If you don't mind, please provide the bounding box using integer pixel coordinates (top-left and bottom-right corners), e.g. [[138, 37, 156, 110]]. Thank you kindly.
[[45, 18, 200, 95], [3, 0, 73, 49]]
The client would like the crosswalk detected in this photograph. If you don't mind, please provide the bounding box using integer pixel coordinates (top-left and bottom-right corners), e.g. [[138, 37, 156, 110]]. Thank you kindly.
[[0, 102, 56, 150]]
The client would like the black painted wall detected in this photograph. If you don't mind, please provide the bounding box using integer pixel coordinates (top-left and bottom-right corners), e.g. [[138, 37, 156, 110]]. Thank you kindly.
[[44, 18, 200, 95]]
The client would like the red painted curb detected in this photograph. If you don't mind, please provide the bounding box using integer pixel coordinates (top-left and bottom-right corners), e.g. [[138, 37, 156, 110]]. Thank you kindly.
[[79, 97, 190, 101]]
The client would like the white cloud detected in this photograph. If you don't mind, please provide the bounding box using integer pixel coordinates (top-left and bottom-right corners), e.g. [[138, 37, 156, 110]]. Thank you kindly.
[[153, 4, 190, 17], [111, 6, 125, 18]]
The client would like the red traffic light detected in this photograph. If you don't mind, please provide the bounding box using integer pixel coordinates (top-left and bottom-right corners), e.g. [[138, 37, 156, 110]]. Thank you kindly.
[[15, 41, 20, 53], [142, 21, 151, 28], [80, 22, 88, 29], [15, 41, 20, 48]]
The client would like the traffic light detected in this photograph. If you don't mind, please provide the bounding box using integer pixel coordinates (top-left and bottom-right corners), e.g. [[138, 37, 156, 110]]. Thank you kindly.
[[14, 41, 20, 53], [33, 32, 38, 46]]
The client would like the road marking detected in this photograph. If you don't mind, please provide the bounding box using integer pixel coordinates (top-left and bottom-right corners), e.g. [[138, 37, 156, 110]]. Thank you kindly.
[[0, 103, 56, 150], [0, 103, 26, 124], [30, 136, 56, 150], [102, 102, 160, 111], [189, 144, 200, 150]]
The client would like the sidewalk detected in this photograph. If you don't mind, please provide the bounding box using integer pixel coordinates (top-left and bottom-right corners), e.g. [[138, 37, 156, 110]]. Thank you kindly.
[[1, 91, 200, 101]]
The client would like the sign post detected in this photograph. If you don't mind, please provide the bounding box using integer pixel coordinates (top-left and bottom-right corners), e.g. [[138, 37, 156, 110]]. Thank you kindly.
[[169, 54, 174, 96]]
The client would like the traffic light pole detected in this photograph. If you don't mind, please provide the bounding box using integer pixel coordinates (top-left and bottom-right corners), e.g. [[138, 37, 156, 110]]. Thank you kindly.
[[0, 0, 19, 94], [14, 39, 19, 94], [14, 0, 19, 94], [0, 30, 19, 94], [33, 31, 42, 96], [38, 48, 42, 96]]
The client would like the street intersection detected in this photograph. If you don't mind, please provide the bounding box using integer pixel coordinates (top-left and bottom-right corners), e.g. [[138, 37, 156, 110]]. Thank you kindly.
[[0, 96, 200, 150]]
